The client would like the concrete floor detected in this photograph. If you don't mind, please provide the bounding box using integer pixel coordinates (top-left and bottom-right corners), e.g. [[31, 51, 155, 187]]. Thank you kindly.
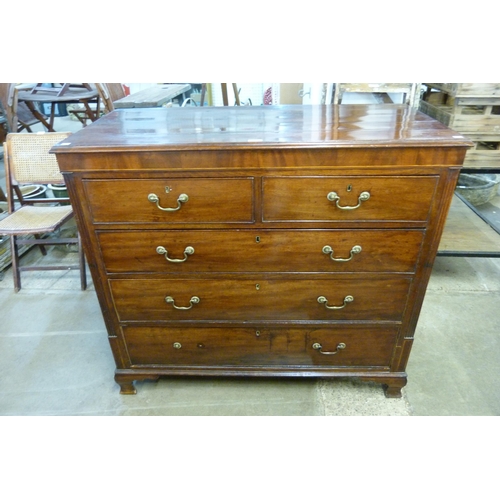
[[1, 113, 499, 416], [1, 248, 499, 416]]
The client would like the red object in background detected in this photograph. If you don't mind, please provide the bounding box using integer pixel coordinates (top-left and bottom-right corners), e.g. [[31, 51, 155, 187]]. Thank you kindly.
[[123, 84, 130, 96]]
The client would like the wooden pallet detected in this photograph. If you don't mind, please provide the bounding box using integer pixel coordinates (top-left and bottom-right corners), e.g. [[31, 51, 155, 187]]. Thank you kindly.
[[424, 83, 500, 98], [462, 135, 500, 169], [420, 83, 500, 135], [420, 83, 500, 169], [419, 99, 500, 135]]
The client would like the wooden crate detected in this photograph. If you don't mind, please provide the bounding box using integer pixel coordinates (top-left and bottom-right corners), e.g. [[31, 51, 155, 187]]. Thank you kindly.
[[424, 83, 500, 97], [419, 99, 500, 135], [463, 135, 500, 170], [420, 83, 500, 168]]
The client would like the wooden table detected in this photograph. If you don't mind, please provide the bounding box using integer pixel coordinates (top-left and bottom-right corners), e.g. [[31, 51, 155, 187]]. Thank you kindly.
[[17, 83, 100, 131], [113, 84, 191, 108]]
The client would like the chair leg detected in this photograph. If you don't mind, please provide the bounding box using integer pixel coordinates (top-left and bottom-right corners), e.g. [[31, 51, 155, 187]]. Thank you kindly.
[[35, 234, 48, 256], [200, 84, 206, 106], [10, 235, 21, 292], [8, 232, 87, 292], [78, 232, 87, 290]]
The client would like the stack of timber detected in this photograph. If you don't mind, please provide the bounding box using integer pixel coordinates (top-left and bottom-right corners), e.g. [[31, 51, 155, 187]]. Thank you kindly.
[[420, 83, 500, 170]]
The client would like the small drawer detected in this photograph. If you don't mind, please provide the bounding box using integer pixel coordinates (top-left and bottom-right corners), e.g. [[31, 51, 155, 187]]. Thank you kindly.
[[84, 178, 254, 223], [262, 175, 439, 223], [122, 324, 399, 368], [98, 229, 424, 274], [110, 276, 412, 322]]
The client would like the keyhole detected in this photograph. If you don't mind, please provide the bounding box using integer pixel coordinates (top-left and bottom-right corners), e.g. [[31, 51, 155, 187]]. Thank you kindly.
[[256, 284, 260, 290], [347, 184, 352, 192], [256, 236, 261, 243]]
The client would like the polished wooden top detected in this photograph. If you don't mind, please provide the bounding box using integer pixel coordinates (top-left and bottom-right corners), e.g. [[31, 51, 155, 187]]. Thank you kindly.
[[52, 104, 472, 154]]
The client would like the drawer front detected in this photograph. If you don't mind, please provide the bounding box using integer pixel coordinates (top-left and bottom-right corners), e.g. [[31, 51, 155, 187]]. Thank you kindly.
[[98, 229, 424, 274], [110, 277, 411, 322], [262, 176, 438, 222], [123, 325, 399, 368], [84, 178, 254, 223]]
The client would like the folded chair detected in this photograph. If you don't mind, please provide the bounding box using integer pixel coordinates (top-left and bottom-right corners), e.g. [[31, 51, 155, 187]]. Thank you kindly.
[[67, 83, 103, 126], [96, 83, 127, 113], [68, 83, 127, 124], [0, 83, 50, 133], [0, 132, 87, 292]]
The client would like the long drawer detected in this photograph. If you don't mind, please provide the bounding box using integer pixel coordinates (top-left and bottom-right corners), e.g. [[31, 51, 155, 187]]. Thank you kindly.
[[84, 178, 254, 223], [262, 176, 439, 222], [110, 277, 412, 322], [98, 229, 424, 274], [122, 325, 399, 368]]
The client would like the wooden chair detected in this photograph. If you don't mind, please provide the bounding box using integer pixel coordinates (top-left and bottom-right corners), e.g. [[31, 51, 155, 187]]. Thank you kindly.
[[0, 132, 87, 292], [67, 106, 94, 126], [66, 83, 102, 126], [0, 83, 50, 132], [200, 84, 241, 106], [68, 83, 126, 123], [96, 83, 127, 112]]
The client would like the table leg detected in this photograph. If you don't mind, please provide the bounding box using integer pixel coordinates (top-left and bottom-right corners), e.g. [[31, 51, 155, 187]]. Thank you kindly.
[[81, 96, 101, 122], [200, 84, 206, 106], [49, 103, 56, 130], [25, 101, 55, 132], [221, 83, 229, 106]]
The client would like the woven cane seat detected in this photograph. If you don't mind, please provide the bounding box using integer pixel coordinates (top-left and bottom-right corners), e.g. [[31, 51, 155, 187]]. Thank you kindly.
[[0, 205, 73, 234]]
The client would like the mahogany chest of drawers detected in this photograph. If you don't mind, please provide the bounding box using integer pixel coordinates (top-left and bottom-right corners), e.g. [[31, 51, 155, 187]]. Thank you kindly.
[[53, 104, 471, 397]]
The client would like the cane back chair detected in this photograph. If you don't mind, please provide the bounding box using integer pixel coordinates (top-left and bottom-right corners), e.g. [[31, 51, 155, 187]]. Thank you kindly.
[[0, 132, 87, 292]]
